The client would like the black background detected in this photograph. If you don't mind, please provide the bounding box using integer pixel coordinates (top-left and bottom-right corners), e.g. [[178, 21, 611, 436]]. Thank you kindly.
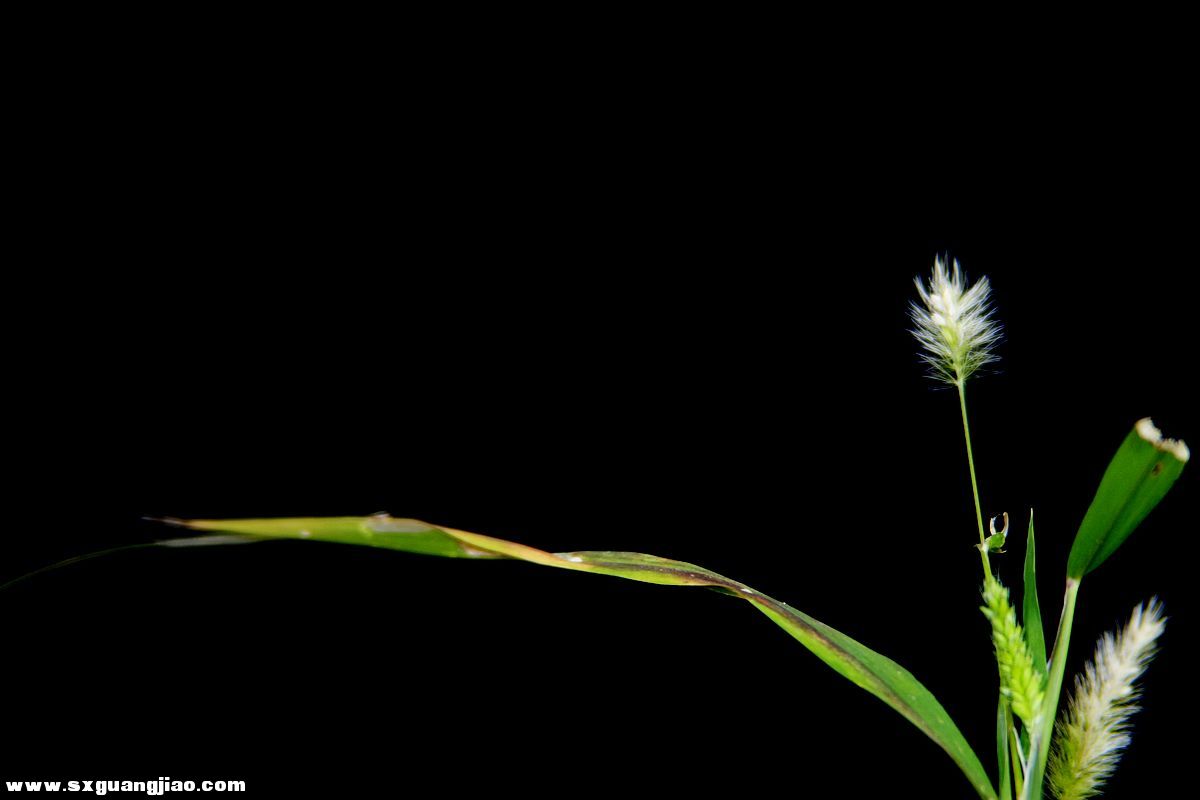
[[3, 38, 1197, 799]]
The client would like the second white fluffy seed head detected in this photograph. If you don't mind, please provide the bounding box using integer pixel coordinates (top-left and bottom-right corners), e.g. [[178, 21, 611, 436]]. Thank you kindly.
[[1048, 601, 1166, 800]]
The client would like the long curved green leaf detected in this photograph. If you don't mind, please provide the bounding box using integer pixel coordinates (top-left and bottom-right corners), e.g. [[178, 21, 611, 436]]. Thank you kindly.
[[1067, 418, 1189, 578], [161, 515, 997, 800]]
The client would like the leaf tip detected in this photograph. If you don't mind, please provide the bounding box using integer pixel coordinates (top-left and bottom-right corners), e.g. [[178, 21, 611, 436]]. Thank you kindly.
[[1136, 417, 1190, 462], [142, 515, 191, 528]]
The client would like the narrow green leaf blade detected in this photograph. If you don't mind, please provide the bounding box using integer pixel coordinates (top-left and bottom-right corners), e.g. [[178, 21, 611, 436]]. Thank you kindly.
[[1021, 511, 1046, 673], [1067, 419, 1189, 578], [750, 598, 995, 800], [158, 515, 499, 559], [169, 515, 997, 800]]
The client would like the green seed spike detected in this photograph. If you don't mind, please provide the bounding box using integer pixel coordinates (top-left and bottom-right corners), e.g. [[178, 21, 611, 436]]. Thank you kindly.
[[982, 576, 1044, 733]]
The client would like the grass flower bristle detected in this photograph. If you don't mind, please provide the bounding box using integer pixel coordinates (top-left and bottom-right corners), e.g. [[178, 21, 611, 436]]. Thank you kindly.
[[911, 257, 1001, 385], [1048, 601, 1166, 800], [981, 576, 1045, 732]]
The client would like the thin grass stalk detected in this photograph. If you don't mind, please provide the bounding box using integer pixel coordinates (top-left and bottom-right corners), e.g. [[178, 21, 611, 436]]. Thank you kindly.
[[1024, 579, 1080, 800]]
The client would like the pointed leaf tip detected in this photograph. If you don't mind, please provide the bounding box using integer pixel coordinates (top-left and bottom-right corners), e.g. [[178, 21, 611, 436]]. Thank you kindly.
[[1022, 510, 1046, 674]]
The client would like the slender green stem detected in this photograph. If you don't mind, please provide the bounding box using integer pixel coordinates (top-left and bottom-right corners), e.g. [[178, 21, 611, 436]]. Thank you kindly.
[[957, 378, 992, 579], [960, 376, 1004, 799], [1022, 578, 1080, 800]]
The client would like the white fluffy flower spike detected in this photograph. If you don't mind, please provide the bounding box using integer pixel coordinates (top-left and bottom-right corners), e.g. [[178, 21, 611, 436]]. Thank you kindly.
[[911, 257, 1001, 384], [1048, 601, 1166, 800]]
